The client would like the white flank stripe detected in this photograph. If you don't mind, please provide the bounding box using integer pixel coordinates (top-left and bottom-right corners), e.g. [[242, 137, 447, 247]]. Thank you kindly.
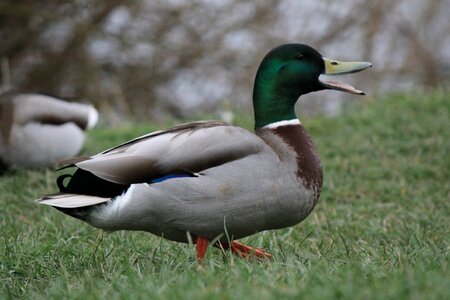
[[106, 184, 136, 215], [263, 119, 301, 129]]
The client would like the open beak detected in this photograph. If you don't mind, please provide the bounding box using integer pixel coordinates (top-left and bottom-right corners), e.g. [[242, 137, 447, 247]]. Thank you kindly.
[[321, 57, 372, 95]]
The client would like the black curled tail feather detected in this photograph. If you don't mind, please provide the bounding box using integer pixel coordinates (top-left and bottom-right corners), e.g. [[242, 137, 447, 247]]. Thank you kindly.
[[57, 168, 130, 198], [57, 174, 72, 192]]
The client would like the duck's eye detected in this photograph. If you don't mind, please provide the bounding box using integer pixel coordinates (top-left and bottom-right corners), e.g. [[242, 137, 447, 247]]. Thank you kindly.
[[331, 61, 339, 66], [297, 54, 305, 60]]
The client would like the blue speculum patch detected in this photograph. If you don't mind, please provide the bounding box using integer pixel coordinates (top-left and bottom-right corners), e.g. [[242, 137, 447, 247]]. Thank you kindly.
[[150, 173, 194, 183]]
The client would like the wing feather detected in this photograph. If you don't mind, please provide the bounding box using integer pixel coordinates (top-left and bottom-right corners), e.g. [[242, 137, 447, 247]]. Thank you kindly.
[[39, 193, 110, 208]]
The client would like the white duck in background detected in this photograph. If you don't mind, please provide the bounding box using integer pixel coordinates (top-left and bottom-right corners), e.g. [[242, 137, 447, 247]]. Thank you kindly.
[[0, 92, 98, 170]]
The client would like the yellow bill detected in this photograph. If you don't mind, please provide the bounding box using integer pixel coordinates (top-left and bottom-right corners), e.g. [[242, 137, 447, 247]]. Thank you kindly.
[[320, 57, 372, 95]]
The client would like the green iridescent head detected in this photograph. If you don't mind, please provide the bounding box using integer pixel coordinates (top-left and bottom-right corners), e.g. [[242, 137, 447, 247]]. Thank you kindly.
[[253, 44, 372, 128]]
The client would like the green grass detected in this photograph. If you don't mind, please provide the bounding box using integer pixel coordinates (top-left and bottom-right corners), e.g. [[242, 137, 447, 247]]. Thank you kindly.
[[1, 90, 449, 299]]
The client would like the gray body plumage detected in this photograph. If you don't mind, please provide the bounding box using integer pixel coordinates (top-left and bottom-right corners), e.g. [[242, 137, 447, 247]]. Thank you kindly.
[[0, 92, 98, 169], [40, 121, 322, 242]]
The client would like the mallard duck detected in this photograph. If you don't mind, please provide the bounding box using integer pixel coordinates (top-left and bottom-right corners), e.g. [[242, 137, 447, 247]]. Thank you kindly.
[[39, 44, 371, 259], [0, 92, 98, 170]]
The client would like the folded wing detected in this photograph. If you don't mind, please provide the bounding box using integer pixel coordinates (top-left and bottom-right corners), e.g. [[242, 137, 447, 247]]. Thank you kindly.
[[63, 121, 265, 184]]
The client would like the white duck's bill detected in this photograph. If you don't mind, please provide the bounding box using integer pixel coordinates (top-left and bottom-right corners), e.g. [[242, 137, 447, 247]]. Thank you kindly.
[[321, 57, 372, 95]]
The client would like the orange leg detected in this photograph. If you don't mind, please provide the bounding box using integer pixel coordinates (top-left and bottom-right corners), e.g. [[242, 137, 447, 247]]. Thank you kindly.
[[196, 236, 209, 260], [216, 240, 272, 259]]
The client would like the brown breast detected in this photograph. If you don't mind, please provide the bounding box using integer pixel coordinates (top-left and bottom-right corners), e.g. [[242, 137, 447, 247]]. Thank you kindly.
[[257, 123, 323, 195]]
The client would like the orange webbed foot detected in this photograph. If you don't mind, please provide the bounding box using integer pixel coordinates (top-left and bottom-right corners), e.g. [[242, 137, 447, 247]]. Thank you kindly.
[[216, 240, 272, 259]]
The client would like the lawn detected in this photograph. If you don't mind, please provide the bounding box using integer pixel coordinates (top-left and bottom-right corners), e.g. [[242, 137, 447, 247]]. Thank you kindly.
[[1, 90, 449, 299]]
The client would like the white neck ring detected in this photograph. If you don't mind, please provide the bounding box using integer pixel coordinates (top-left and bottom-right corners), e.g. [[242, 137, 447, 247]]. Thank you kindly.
[[262, 119, 301, 129]]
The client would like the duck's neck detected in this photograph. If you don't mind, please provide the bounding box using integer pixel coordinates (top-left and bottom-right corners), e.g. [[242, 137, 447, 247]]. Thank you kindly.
[[252, 91, 298, 128], [252, 66, 301, 129]]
